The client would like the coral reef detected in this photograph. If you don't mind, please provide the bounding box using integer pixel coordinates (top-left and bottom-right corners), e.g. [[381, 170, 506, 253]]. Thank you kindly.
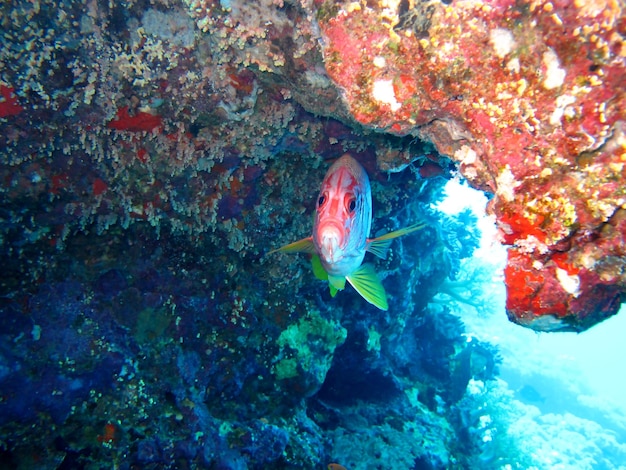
[[453, 378, 626, 468], [0, 0, 624, 467], [315, 0, 625, 331]]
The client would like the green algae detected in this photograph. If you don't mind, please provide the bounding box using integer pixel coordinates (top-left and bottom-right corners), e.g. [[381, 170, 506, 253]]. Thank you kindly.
[[273, 310, 347, 383]]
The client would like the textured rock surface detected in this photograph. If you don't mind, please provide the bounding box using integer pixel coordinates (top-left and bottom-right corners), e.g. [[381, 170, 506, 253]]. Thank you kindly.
[[3, 0, 621, 331], [0, 0, 625, 467], [315, 0, 625, 331]]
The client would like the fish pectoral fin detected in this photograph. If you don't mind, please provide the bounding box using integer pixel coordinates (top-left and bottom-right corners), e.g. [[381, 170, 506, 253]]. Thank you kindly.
[[268, 237, 316, 255], [366, 238, 393, 259], [366, 223, 425, 259], [329, 284, 339, 298], [311, 254, 328, 281], [328, 274, 346, 291], [312, 256, 341, 297], [328, 275, 344, 298], [346, 264, 388, 310]]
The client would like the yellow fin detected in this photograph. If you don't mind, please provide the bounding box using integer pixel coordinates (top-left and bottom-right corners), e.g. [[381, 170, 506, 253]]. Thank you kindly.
[[366, 222, 425, 259], [346, 263, 388, 310], [311, 254, 328, 281], [312, 255, 341, 297], [329, 284, 339, 297], [268, 237, 316, 255], [328, 274, 346, 291]]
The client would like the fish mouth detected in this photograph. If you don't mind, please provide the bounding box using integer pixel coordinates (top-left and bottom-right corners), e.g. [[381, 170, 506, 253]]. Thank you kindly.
[[316, 221, 345, 264]]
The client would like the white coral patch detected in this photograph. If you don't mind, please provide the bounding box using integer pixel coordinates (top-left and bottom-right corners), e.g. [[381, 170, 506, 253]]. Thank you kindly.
[[372, 56, 386, 68], [550, 94, 576, 125], [556, 267, 581, 297], [372, 79, 401, 111], [454, 145, 477, 165], [517, 236, 550, 255], [506, 57, 520, 73], [490, 28, 516, 58], [496, 165, 520, 202], [542, 48, 566, 89]]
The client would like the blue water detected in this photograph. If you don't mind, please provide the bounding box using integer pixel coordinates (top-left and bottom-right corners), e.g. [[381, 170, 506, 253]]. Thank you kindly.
[[435, 179, 626, 468]]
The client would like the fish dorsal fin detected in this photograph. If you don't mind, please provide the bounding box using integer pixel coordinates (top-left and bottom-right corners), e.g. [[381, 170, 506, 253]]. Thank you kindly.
[[268, 237, 316, 255], [346, 263, 388, 310], [366, 223, 425, 259]]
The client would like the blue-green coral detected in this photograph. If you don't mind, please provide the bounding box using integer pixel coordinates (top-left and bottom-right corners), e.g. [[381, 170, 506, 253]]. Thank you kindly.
[[273, 310, 347, 391]]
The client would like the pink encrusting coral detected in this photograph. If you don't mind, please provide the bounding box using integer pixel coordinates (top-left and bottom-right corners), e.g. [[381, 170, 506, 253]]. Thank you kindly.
[[107, 106, 163, 133], [316, 0, 625, 331]]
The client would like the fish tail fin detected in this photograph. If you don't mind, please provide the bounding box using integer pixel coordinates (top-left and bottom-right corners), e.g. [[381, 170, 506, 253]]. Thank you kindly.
[[346, 263, 388, 310], [366, 222, 425, 259], [267, 237, 316, 255]]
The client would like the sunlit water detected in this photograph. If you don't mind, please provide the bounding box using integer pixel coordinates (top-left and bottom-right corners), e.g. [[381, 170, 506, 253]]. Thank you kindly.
[[436, 178, 626, 467]]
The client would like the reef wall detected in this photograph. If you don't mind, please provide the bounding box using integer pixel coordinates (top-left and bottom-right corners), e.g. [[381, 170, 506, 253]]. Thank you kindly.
[[312, 0, 625, 331], [0, 0, 624, 467], [3, 0, 624, 332]]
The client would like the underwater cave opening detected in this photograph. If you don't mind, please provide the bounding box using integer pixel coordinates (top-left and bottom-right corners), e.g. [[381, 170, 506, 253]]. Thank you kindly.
[[313, 330, 402, 408]]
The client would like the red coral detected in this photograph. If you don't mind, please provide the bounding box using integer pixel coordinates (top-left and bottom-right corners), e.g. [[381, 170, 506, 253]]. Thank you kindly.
[[505, 248, 571, 323], [499, 212, 546, 245], [107, 106, 163, 132], [551, 252, 579, 275], [505, 247, 622, 330], [97, 423, 117, 445], [504, 250, 544, 314], [0, 85, 23, 118], [228, 68, 256, 95], [418, 161, 445, 178], [50, 173, 69, 195], [92, 178, 108, 196], [137, 148, 149, 163]]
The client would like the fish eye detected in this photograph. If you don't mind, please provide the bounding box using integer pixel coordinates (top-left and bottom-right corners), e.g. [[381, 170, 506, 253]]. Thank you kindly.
[[347, 197, 356, 213], [318, 194, 326, 207]]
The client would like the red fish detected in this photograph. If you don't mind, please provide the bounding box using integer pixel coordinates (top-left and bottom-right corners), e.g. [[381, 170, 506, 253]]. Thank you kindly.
[[270, 154, 422, 310]]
